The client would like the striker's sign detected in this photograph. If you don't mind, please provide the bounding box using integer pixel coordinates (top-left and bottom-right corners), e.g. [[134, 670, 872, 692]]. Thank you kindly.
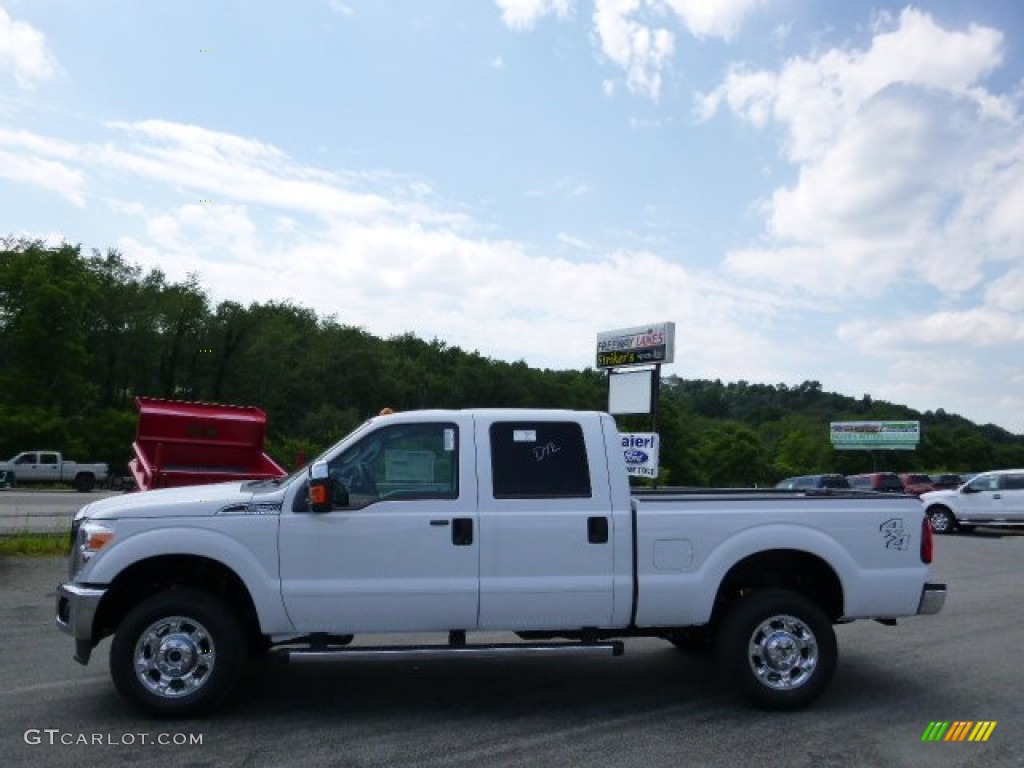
[[596, 322, 675, 369], [621, 432, 660, 478]]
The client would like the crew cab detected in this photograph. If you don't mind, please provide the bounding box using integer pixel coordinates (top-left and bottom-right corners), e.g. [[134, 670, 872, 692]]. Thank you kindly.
[[56, 409, 945, 717], [921, 468, 1024, 534], [0, 451, 108, 491]]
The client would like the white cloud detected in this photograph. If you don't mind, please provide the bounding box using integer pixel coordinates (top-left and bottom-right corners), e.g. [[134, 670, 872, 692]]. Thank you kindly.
[[838, 309, 1024, 352], [661, 0, 763, 41], [703, 8, 1022, 300], [0, 149, 84, 206], [496, 0, 760, 99], [986, 269, 1024, 313], [328, 1, 356, 17], [593, 0, 674, 100], [0, 6, 58, 88], [495, 0, 573, 30], [99, 120, 397, 221]]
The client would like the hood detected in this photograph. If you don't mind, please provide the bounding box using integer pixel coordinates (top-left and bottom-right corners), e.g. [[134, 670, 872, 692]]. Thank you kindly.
[[920, 488, 956, 504], [75, 481, 262, 521]]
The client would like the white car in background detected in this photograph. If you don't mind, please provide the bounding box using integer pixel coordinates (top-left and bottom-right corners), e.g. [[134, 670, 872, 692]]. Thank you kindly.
[[921, 469, 1024, 534]]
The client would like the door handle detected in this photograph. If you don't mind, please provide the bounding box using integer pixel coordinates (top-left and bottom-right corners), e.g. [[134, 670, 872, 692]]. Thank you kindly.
[[452, 518, 473, 546], [993, 494, 1001, 500], [587, 516, 609, 544], [429, 519, 451, 526]]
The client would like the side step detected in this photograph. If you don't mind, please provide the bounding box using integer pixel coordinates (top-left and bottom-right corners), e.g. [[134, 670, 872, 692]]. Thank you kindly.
[[275, 640, 624, 664]]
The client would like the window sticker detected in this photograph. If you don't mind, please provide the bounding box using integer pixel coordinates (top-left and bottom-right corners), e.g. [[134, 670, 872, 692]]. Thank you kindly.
[[444, 428, 455, 452], [513, 430, 537, 442]]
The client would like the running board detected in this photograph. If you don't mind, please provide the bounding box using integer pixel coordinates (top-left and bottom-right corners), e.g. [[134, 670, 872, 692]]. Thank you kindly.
[[276, 641, 624, 663]]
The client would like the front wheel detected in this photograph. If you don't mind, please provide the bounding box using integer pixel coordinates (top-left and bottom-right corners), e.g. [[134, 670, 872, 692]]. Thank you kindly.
[[110, 588, 244, 718], [716, 589, 836, 710]]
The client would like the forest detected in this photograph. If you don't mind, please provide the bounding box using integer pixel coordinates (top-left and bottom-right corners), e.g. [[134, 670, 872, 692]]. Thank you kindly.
[[2, 238, 1023, 485]]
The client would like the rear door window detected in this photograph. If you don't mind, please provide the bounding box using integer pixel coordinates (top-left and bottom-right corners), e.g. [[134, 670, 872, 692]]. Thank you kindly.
[[489, 422, 592, 498]]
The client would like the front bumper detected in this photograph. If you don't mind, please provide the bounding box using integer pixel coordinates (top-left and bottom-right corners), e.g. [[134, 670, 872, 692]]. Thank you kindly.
[[55, 583, 107, 664], [917, 582, 947, 615]]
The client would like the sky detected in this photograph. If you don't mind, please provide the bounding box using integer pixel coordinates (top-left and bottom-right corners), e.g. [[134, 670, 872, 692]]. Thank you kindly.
[[1, 1, 1023, 434]]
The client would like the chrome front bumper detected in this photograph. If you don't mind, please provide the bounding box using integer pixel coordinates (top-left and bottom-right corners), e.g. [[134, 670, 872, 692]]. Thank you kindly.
[[917, 582, 947, 615], [55, 583, 107, 664]]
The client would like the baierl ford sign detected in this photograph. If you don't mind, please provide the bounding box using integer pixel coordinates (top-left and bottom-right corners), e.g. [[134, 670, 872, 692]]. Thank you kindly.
[[596, 322, 675, 369], [621, 432, 660, 478]]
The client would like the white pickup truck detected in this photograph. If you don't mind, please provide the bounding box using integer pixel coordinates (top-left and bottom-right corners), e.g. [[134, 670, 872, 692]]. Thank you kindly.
[[56, 409, 945, 717], [0, 451, 108, 492], [921, 468, 1024, 534]]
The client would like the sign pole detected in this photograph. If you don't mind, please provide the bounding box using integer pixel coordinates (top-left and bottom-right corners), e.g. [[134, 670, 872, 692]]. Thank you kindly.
[[651, 363, 661, 489]]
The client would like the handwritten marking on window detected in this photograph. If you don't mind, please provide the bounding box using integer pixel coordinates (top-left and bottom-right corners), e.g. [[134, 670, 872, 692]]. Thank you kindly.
[[533, 442, 561, 461]]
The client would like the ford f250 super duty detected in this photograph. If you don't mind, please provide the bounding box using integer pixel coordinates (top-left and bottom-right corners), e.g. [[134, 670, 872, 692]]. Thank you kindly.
[[56, 409, 945, 717]]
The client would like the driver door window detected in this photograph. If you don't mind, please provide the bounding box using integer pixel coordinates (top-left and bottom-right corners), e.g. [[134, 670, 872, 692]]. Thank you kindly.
[[328, 423, 458, 508]]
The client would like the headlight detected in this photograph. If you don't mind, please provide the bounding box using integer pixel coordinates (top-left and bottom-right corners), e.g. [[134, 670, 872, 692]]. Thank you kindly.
[[71, 521, 116, 578]]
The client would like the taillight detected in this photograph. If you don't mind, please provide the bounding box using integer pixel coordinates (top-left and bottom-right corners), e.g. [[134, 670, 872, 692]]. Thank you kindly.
[[921, 515, 934, 564]]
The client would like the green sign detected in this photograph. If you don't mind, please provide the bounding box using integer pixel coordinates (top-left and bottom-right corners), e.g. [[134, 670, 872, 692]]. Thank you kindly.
[[830, 421, 920, 451]]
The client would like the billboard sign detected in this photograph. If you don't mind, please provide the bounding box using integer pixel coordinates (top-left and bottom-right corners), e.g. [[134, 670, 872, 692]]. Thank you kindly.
[[621, 432, 660, 478], [830, 421, 921, 451], [596, 322, 675, 369]]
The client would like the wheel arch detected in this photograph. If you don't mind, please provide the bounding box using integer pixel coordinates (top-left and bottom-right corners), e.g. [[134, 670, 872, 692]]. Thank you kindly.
[[709, 549, 845, 628], [93, 554, 264, 653]]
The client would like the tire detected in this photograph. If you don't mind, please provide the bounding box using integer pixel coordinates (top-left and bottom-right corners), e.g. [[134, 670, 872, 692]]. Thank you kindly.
[[928, 507, 956, 535], [716, 589, 837, 711], [110, 588, 245, 718], [73, 473, 95, 492]]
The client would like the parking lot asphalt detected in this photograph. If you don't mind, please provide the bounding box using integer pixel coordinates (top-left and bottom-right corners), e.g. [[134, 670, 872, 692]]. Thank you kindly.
[[1, 531, 1022, 768]]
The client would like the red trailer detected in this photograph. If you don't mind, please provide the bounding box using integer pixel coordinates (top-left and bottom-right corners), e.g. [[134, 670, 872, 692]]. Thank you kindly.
[[128, 397, 287, 491]]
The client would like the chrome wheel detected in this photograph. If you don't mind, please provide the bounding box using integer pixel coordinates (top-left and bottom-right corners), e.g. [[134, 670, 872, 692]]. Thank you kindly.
[[746, 614, 818, 690], [134, 615, 217, 698], [929, 508, 954, 534], [718, 589, 836, 710]]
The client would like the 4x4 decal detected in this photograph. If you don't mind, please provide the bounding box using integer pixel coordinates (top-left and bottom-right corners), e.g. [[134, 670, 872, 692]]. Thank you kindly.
[[880, 518, 910, 550]]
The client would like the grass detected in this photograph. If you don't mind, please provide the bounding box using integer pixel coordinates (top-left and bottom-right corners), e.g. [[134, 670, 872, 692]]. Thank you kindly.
[[0, 531, 71, 556]]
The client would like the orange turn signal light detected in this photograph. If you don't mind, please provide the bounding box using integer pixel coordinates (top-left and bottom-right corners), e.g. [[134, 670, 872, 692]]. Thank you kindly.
[[310, 484, 328, 505]]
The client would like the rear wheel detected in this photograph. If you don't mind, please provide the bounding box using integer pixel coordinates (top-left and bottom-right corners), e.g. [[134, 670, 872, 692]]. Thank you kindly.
[[716, 589, 836, 710], [110, 588, 244, 717], [928, 507, 956, 535], [73, 473, 95, 492]]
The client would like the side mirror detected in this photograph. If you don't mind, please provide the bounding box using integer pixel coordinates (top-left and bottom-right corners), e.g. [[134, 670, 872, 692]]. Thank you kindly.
[[308, 461, 350, 512], [309, 461, 332, 513], [961, 485, 978, 494]]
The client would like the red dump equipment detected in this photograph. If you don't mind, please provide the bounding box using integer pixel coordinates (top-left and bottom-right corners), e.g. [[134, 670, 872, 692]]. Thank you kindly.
[[129, 397, 287, 491]]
